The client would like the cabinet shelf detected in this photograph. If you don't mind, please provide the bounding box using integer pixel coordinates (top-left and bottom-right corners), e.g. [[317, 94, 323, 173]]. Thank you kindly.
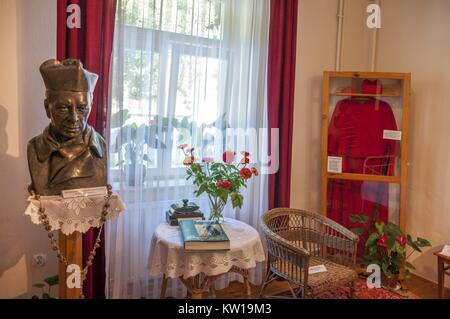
[[327, 172, 401, 183], [330, 92, 401, 97]]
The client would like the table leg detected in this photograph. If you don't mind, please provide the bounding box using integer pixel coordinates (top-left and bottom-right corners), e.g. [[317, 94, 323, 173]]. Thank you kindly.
[[229, 266, 252, 298], [160, 274, 168, 299], [243, 276, 252, 299], [180, 275, 208, 299], [438, 257, 444, 299], [208, 276, 217, 299]]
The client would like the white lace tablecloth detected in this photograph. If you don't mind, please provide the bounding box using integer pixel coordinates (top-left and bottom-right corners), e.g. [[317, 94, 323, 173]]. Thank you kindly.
[[148, 218, 265, 279], [24, 193, 126, 235]]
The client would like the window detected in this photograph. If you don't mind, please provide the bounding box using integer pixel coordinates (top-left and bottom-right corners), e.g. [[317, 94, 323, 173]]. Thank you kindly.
[[110, 0, 228, 184]]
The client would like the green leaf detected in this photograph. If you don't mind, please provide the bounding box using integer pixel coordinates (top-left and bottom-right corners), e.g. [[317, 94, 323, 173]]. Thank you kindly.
[[416, 237, 431, 247], [230, 192, 243, 208], [44, 275, 59, 286], [365, 232, 379, 248], [33, 283, 45, 289], [407, 237, 422, 252], [401, 269, 411, 278], [349, 214, 368, 224], [395, 244, 406, 256], [404, 261, 416, 270], [386, 222, 403, 237], [407, 234, 414, 246], [196, 184, 207, 196], [386, 235, 396, 249], [382, 263, 392, 277], [375, 222, 385, 235]]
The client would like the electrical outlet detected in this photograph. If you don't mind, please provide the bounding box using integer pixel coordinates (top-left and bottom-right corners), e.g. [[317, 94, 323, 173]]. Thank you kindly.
[[33, 254, 47, 267]]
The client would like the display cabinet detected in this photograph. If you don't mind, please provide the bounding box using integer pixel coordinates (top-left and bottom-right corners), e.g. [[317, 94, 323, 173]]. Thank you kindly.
[[320, 71, 411, 239]]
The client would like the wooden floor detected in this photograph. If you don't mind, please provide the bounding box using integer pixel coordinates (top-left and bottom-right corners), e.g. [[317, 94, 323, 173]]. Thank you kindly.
[[213, 274, 450, 299]]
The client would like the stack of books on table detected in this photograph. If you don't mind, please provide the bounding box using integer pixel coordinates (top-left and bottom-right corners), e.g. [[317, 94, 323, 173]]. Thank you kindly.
[[179, 220, 230, 252]]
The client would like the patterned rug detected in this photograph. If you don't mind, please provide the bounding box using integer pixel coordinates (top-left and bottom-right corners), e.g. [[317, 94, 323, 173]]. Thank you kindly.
[[317, 277, 405, 299]]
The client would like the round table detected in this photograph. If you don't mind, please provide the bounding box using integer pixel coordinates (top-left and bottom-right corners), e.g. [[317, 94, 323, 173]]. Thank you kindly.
[[148, 218, 265, 298]]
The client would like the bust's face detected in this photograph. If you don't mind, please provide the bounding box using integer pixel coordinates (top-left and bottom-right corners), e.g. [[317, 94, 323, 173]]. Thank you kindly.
[[45, 91, 92, 139]]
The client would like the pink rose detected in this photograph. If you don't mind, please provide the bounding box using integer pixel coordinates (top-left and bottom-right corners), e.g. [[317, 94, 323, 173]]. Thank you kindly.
[[202, 157, 214, 163]]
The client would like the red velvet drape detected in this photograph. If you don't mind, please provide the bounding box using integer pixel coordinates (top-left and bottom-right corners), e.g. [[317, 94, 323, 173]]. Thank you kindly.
[[267, 0, 298, 209], [57, 0, 116, 298]]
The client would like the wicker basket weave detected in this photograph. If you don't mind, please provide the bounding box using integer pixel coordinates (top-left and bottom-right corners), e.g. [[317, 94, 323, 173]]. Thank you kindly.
[[259, 208, 359, 298]]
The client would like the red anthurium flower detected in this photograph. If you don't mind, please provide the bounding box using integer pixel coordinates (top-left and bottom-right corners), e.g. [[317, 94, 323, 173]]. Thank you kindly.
[[241, 151, 250, 157], [183, 156, 195, 166], [251, 167, 259, 176], [240, 157, 250, 164], [240, 167, 252, 179], [222, 151, 235, 163], [217, 180, 231, 188], [396, 236, 406, 246], [378, 234, 388, 248]]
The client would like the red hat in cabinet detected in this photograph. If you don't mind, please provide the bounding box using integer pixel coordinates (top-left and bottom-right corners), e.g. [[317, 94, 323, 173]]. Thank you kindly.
[[361, 79, 383, 94]]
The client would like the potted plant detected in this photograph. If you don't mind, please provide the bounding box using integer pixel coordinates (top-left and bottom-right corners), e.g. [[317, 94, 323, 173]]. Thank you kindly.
[[31, 275, 58, 299], [350, 215, 431, 288], [179, 146, 259, 222], [110, 110, 167, 186]]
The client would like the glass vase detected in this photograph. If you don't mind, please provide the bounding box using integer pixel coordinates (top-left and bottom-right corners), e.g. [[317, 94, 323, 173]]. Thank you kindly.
[[208, 196, 225, 223]]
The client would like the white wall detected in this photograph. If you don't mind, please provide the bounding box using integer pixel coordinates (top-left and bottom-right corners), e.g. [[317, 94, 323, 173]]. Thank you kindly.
[[376, 0, 450, 288], [291, 0, 450, 288], [0, 0, 57, 298]]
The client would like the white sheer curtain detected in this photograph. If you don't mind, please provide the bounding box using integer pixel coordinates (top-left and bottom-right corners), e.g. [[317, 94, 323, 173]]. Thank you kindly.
[[106, 0, 270, 298]]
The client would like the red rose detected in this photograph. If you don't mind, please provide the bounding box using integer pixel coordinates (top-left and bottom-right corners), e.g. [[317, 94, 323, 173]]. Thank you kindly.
[[222, 151, 235, 163], [217, 180, 231, 188], [251, 167, 259, 176], [396, 236, 406, 246], [378, 234, 388, 248], [240, 167, 252, 179]]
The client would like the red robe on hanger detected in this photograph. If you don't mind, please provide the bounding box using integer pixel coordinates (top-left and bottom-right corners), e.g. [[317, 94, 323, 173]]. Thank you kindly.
[[327, 98, 398, 256]]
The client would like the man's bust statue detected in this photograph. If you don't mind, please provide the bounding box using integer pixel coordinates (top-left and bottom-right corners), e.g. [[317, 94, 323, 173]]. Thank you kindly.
[[27, 59, 107, 196]]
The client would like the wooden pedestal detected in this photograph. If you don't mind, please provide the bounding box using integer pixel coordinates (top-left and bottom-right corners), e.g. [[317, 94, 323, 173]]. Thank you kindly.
[[58, 231, 83, 299]]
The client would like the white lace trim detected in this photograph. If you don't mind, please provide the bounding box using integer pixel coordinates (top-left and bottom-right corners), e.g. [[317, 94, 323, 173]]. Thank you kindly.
[[24, 193, 126, 235], [148, 218, 266, 279]]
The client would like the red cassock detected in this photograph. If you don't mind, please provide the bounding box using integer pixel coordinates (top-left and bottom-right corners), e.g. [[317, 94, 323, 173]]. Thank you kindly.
[[327, 98, 398, 256]]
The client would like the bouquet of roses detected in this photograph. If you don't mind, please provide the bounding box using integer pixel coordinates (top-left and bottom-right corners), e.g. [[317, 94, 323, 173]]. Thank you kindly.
[[179, 145, 259, 222]]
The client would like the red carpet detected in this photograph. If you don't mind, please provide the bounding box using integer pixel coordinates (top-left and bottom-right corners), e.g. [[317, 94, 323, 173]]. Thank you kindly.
[[318, 278, 404, 299]]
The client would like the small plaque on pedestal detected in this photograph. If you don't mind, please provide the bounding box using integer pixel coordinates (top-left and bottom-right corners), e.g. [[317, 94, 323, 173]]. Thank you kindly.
[[62, 186, 108, 198]]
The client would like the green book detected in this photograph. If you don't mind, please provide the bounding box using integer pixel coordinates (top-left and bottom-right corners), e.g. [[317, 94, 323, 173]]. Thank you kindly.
[[178, 220, 230, 252]]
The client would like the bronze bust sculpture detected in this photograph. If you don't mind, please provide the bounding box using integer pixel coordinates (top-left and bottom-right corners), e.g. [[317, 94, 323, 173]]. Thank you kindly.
[[27, 59, 107, 196]]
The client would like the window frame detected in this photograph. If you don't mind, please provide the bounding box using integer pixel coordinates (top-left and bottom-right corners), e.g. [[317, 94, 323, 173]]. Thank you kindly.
[[110, 23, 229, 184]]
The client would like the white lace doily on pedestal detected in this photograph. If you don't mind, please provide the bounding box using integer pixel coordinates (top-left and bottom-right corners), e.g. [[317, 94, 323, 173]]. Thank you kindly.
[[148, 218, 266, 280], [24, 193, 126, 235]]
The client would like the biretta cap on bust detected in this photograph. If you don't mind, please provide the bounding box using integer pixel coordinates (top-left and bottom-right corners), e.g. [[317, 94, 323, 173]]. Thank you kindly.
[[40, 59, 98, 93]]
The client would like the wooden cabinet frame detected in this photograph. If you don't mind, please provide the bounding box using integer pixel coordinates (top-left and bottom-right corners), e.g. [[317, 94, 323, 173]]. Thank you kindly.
[[320, 71, 411, 232]]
